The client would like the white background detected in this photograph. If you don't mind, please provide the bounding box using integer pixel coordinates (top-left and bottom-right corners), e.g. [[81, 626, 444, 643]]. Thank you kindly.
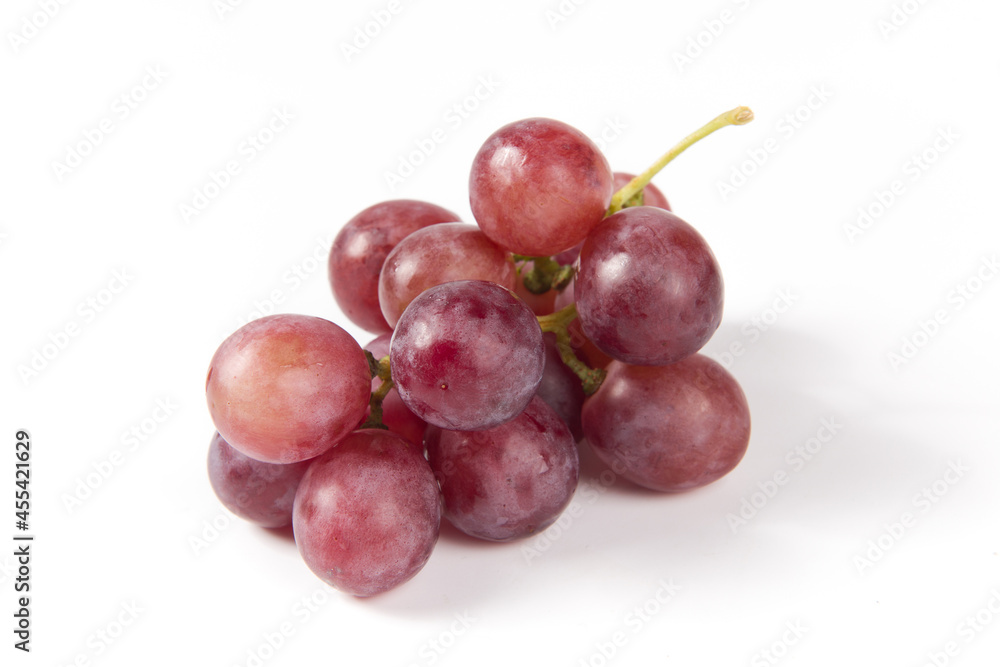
[[3, 0, 999, 665]]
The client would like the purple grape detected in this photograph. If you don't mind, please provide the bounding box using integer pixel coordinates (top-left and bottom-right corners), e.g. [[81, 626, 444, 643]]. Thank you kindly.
[[535, 333, 584, 440], [469, 118, 614, 256], [328, 200, 459, 333], [582, 355, 750, 492], [378, 222, 516, 328], [293, 429, 441, 597], [390, 280, 544, 431], [363, 333, 427, 447], [207, 432, 310, 528], [425, 397, 578, 541], [576, 206, 723, 366], [205, 314, 371, 463]]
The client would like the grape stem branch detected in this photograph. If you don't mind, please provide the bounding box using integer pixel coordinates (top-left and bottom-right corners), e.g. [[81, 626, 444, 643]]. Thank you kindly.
[[537, 303, 606, 395], [607, 105, 754, 216], [513, 255, 575, 295], [361, 353, 393, 430]]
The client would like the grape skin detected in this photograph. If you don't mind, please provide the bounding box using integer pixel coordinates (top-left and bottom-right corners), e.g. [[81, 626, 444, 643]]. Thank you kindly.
[[469, 118, 614, 256], [535, 333, 584, 440], [293, 429, 441, 597], [328, 199, 459, 333], [378, 222, 516, 329], [425, 397, 578, 541], [390, 280, 544, 431], [582, 355, 750, 492], [205, 314, 371, 463], [576, 206, 723, 366], [364, 333, 427, 447], [207, 432, 310, 528]]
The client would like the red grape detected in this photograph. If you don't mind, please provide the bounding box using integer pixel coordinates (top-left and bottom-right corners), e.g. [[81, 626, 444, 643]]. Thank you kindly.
[[378, 222, 516, 329], [328, 199, 459, 333], [469, 118, 614, 256], [390, 280, 544, 431], [535, 333, 584, 440], [425, 396, 578, 541], [575, 206, 723, 366], [205, 314, 371, 463], [293, 429, 441, 597], [612, 171, 671, 210], [582, 355, 750, 492], [364, 333, 427, 447], [207, 432, 310, 527]]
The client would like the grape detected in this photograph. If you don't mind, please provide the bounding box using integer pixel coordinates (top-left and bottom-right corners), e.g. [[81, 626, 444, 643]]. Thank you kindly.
[[363, 333, 427, 447], [425, 396, 578, 541], [575, 206, 723, 366], [378, 222, 517, 329], [293, 429, 440, 597], [206, 314, 371, 463], [328, 200, 459, 333], [207, 432, 310, 528], [535, 333, 584, 440], [582, 355, 750, 492], [554, 242, 583, 266], [469, 118, 614, 256], [612, 172, 671, 210], [390, 280, 544, 431]]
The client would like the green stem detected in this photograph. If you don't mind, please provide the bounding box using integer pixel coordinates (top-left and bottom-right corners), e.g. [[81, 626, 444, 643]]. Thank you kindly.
[[517, 255, 576, 295], [607, 106, 754, 216], [361, 355, 393, 430], [537, 303, 606, 395]]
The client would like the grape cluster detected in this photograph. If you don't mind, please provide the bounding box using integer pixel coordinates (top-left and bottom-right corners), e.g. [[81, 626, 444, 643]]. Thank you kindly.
[[204, 108, 755, 597]]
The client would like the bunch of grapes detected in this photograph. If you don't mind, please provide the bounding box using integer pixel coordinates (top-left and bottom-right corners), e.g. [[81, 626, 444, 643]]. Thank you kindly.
[[204, 107, 755, 597]]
